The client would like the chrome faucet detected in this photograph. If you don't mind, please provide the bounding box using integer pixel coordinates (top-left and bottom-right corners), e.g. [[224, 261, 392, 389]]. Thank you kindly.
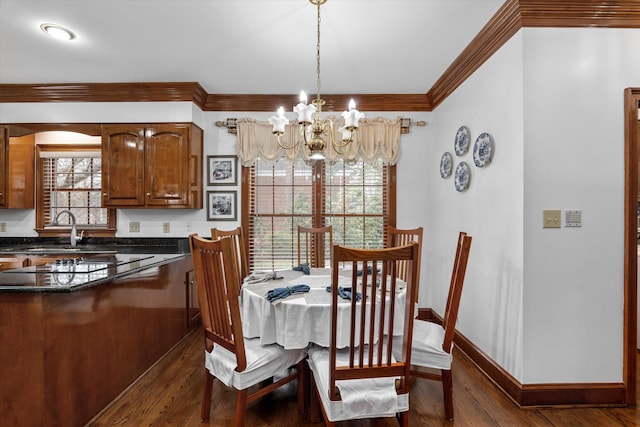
[[53, 210, 84, 247]]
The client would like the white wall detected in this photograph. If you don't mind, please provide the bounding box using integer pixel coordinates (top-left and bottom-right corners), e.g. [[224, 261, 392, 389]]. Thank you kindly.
[[423, 26, 640, 385], [521, 27, 640, 383], [425, 32, 526, 380]]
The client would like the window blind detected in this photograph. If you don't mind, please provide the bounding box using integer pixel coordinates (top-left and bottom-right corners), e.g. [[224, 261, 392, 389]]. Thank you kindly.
[[248, 158, 389, 271], [41, 154, 108, 227]]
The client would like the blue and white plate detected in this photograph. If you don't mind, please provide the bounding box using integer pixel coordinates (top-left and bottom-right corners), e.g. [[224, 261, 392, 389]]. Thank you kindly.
[[454, 162, 470, 192], [473, 132, 493, 167], [440, 152, 453, 178], [454, 126, 470, 156]]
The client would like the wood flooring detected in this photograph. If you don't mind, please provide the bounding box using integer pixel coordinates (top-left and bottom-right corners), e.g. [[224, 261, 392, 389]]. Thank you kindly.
[[89, 329, 640, 426]]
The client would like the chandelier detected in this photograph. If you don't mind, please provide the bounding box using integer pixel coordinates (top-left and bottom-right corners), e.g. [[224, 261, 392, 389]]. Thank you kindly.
[[269, 0, 364, 160]]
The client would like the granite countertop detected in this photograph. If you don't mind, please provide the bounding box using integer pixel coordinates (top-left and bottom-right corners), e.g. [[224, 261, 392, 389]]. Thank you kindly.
[[0, 253, 187, 293], [0, 238, 190, 293]]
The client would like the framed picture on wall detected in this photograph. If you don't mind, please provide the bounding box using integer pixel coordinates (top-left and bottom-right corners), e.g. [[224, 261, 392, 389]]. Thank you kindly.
[[207, 191, 237, 221], [207, 155, 237, 185]]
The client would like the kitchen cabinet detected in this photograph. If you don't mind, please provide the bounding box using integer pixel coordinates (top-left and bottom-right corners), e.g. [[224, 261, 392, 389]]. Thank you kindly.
[[101, 123, 202, 208], [0, 254, 194, 427], [0, 127, 35, 209]]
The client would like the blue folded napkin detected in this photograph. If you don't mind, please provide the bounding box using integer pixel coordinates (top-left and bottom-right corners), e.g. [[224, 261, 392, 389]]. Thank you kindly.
[[325, 286, 362, 302], [293, 262, 311, 275], [266, 284, 310, 303]]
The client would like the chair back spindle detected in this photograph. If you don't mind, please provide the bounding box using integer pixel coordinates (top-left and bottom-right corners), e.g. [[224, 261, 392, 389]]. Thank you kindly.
[[386, 226, 423, 305], [211, 226, 249, 288], [297, 225, 333, 268]]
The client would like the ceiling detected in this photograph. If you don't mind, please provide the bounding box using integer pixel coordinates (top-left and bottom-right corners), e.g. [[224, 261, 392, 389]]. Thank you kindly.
[[0, 0, 506, 98]]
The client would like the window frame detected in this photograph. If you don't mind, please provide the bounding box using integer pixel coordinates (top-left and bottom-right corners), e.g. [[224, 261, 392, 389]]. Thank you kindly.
[[35, 144, 116, 237], [241, 159, 396, 271]]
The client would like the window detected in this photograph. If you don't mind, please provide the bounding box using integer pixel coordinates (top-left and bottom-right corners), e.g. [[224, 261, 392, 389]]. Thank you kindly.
[[245, 158, 395, 271], [36, 144, 116, 237]]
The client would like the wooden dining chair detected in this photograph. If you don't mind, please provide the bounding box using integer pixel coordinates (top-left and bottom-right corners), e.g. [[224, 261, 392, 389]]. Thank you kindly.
[[211, 226, 249, 283], [394, 231, 472, 421], [386, 225, 423, 305], [307, 242, 420, 426], [189, 234, 307, 427], [297, 225, 333, 268]]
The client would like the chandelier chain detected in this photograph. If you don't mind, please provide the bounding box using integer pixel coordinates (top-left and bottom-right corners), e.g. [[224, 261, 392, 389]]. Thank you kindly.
[[316, 0, 321, 102]]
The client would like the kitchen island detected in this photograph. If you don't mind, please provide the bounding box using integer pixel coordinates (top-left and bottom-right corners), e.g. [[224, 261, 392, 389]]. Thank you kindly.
[[0, 242, 198, 427]]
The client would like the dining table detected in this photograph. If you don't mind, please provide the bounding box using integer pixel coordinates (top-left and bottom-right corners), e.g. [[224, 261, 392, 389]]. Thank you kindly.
[[241, 267, 408, 350]]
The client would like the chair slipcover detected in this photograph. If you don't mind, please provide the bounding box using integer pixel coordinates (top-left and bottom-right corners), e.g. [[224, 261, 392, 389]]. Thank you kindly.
[[205, 337, 306, 390], [393, 320, 452, 371], [307, 345, 409, 422]]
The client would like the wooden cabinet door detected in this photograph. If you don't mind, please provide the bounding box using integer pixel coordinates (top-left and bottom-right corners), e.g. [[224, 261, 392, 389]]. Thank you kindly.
[[144, 124, 190, 207], [0, 127, 7, 207], [7, 134, 35, 208], [102, 125, 145, 206]]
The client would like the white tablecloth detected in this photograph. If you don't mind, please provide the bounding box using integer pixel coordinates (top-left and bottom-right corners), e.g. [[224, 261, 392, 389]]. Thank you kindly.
[[241, 268, 407, 350]]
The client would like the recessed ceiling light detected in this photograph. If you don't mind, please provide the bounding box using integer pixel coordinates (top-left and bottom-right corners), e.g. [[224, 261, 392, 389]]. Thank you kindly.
[[40, 23, 76, 41]]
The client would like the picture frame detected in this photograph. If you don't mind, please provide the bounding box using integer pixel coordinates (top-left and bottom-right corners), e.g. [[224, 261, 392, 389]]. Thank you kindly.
[[207, 191, 237, 221], [207, 155, 237, 186]]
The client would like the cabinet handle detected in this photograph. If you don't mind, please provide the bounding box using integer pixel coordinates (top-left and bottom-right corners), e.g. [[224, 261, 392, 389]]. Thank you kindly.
[[103, 192, 107, 196], [146, 193, 151, 197]]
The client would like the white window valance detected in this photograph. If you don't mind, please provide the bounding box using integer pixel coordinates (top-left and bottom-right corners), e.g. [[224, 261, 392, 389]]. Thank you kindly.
[[235, 116, 402, 166]]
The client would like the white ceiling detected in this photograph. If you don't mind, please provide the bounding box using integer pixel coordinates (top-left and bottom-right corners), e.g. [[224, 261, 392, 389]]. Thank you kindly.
[[0, 0, 505, 96]]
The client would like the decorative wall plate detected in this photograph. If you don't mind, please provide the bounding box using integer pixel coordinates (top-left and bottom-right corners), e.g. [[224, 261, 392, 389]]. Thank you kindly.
[[440, 152, 453, 178], [454, 162, 471, 192], [454, 126, 470, 156], [473, 132, 494, 167]]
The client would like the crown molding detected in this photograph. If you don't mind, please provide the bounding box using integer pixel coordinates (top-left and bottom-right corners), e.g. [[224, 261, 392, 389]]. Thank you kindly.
[[426, 0, 640, 109], [0, 82, 208, 109], [202, 93, 431, 112], [519, 0, 640, 28], [0, 1, 637, 111]]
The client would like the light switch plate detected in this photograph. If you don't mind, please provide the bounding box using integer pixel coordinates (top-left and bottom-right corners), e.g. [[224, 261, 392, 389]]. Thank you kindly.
[[543, 210, 561, 228], [0, 222, 6, 232], [129, 221, 140, 232]]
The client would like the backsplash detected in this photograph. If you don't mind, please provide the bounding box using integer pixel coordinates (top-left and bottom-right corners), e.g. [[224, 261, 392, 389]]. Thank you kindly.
[[0, 237, 190, 253]]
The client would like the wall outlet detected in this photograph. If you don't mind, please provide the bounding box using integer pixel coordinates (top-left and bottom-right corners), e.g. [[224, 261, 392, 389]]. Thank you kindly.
[[542, 210, 561, 228], [163, 222, 170, 233], [0, 222, 6, 232], [129, 221, 140, 232], [186, 222, 192, 232]]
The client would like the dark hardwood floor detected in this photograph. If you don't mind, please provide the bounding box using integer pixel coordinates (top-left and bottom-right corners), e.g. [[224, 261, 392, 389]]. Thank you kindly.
[[89, 329, 639, 426]]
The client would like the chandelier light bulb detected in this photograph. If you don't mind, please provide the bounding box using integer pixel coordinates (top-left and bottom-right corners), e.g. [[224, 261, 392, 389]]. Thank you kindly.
[[268, 106, 289, 134]]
